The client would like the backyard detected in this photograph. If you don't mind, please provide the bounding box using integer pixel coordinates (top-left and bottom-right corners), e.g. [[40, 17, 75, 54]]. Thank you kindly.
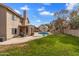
[[0, 34, 79, 56]]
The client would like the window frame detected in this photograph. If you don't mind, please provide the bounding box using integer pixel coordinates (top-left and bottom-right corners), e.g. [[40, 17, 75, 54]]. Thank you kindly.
[[12, 14, 16, 21], [12, 28, 17, 34]]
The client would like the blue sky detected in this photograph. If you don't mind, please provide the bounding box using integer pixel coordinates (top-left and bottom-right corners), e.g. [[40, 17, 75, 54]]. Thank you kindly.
[[4, 3, 78, 27]]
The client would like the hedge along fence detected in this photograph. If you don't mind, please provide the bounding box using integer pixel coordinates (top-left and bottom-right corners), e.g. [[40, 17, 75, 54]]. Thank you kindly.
[[64, 29, 79, 37]]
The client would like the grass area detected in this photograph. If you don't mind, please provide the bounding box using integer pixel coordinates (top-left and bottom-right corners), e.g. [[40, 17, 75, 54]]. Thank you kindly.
[[0, 34, 79, 56]]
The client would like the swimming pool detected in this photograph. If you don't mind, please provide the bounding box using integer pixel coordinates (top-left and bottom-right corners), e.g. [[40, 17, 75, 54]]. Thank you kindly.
[[38, 32, 48, 36]]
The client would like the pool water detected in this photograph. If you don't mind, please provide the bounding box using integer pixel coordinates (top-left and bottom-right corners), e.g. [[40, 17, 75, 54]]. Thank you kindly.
[[38, 32, 48, 36]]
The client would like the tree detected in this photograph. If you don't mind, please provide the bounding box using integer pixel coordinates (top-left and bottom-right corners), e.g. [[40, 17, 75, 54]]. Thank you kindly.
[[53, 9, 69, 33], [70, 15, 79, 29], [68, 9, 79, 29], [70, 11, 77, 17], [54, 18, 66, 33], [54, 9, 69, 19]]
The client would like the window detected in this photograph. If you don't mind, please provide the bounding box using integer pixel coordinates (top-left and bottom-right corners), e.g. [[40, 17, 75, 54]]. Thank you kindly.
[[12, 15, 16, 20], [12, 28, 17, 34]]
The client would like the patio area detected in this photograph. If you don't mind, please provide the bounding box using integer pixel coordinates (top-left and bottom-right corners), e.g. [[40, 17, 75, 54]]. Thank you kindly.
[[0, 32, 43, 45]]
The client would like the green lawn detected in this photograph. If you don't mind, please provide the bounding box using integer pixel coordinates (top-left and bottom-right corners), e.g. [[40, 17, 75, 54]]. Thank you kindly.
[[0, 34, 79, 56]]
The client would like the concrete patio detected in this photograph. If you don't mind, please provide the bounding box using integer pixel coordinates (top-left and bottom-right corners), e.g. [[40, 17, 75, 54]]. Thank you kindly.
[[0, 32, 43, 45]]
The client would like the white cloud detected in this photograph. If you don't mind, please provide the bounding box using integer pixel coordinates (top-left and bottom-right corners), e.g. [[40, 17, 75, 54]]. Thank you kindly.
[[20, 5, 29, 10], [40, 11, 50, 15], [39, 11, 54, 16], [50, 12, 54, 16], [36, 19, 41, 22], [37, 7, 45, 11], [38, 6, 54, 16], [14, 9, 21, 14], [66, 3, 77, 10]]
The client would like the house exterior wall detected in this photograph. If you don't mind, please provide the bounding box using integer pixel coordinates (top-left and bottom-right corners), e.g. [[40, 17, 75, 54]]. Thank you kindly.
[[0, 6, 6, 40], [28, 25, 35, 36], [6, 11, 21, 39], [0, 4, 31, 41]]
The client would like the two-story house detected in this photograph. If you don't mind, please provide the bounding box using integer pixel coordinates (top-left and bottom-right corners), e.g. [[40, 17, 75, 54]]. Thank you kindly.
[[0, 4, 33, 42]]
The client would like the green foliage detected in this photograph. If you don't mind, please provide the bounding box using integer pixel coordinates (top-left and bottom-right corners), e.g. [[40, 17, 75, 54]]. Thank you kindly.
[[70, 15, 79, 29]]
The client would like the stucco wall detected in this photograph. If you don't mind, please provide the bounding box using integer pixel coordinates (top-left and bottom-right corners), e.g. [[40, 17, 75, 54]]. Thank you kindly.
[[64, 29, 79, 37], [6, 11, 21, 39], [0, 6, 6, 39]]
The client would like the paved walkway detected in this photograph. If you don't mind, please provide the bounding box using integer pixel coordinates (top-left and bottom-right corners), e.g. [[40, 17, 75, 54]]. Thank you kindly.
[[0, 33, 43, 45]]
